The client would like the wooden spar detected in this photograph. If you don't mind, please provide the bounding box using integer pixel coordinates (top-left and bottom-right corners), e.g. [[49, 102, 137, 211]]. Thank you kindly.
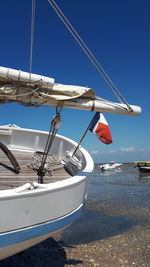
[[0, 66, 141, 116], [62, 99, 141, 116], [0, 95, 141, 116]]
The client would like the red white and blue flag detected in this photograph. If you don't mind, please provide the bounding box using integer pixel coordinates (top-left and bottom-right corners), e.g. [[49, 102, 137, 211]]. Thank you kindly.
[[89, 112, 112, 144]]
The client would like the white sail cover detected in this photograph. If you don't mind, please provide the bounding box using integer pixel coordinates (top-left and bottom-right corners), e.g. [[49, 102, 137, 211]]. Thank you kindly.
[[0, 66, 54, 86], [0, 66, 141, 116], [0, 66, 95, 101]]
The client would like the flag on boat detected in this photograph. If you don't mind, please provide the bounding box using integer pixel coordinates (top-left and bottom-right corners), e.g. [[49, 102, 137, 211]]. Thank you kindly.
[[89, 112, 112, 144]]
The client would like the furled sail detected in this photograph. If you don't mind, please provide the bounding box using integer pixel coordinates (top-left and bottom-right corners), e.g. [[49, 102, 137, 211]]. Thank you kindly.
[[0, 66, 141, 116]]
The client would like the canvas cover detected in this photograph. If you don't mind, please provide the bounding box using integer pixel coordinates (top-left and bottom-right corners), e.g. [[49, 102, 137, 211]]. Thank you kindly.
[[0, 67, 141, 116], [0, 66, 95, 101], [0, 83, 95, 101]]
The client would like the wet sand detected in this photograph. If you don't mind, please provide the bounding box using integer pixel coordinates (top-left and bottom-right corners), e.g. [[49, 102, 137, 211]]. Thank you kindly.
[[1, 165, 150, 266]]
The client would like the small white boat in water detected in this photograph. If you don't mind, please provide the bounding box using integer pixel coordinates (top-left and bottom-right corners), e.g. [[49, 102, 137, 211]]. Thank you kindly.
[[0, 0, 141, 260], [100, 162, 123, 171]]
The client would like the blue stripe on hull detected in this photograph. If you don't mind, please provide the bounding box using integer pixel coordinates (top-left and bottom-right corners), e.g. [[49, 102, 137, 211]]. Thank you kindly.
[[0, 204, 83, 248]]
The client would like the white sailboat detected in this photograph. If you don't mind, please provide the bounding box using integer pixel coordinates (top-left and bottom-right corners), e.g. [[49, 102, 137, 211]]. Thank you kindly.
[[0, 0, 141, 260]]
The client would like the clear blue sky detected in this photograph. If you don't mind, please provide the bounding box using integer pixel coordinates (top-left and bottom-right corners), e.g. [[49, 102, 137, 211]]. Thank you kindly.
[[0, 0, 150, 163]]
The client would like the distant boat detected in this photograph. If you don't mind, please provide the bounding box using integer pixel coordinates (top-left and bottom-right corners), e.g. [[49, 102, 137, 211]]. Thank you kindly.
[[135, 161, 150, 173], [100, 161, 123, 171]]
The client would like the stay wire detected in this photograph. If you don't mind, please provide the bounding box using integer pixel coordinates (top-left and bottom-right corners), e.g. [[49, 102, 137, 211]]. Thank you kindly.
[[39, 106, 62, 174], [29, 0, 36, 79], [48, 0, 132, 111]]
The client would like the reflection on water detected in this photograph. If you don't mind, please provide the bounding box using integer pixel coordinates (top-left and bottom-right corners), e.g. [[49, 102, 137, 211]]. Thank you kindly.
[[88, 164, 150, 208], [100, 168, 122, 176], [139, 172, 150, 180], [62, 164, 150, 246], [61, 210, 137, 245]]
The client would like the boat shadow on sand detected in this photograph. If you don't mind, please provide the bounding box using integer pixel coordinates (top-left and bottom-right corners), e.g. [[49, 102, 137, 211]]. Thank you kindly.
[[1, 210, 138, 267]]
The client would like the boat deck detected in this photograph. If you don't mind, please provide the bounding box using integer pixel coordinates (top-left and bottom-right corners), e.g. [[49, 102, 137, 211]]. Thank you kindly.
[[0, 150, 71, 190]]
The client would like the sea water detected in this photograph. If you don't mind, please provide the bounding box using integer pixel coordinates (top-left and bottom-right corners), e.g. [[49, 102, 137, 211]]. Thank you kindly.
[[88, 164, 150, 209], [61, 164, 150, 245]]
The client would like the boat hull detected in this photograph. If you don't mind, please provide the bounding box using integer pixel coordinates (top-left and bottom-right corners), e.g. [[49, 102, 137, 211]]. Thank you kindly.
[[135, 162, 150, 173], [100, 163, 122, 171], [139, 167, 150, 173], [0, 125, 94, 259], [0, 204, 83, 260]]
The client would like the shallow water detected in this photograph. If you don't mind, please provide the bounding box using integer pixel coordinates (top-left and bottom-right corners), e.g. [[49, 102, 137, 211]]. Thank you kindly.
[[62, 164, 150, 245], [88, 164, 150, 208], [61, 210, 137, 246]]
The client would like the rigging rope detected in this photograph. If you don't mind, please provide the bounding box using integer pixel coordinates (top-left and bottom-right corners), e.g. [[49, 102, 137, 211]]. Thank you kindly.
[[47, 0, 132, 111], [37, 106, 62, 183], [0, 85, 40, 98], [29, 0, 36, 78]]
